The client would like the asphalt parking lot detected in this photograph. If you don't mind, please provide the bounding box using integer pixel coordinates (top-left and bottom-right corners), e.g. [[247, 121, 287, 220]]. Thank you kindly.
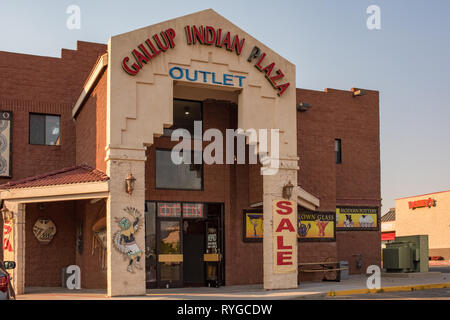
[[324, 287, 450, 300]]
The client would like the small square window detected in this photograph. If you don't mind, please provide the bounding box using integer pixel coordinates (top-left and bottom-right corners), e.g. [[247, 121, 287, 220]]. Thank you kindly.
[[29, 113, 61, 146]]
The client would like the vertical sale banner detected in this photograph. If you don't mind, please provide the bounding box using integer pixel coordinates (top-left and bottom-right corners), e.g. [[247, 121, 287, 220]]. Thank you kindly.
[[3, 218, 15, 280], [273, 200, 297, 274]]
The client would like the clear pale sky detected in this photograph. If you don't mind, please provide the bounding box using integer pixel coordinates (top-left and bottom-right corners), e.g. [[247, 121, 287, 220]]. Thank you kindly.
[[1, 1, 449, 214]]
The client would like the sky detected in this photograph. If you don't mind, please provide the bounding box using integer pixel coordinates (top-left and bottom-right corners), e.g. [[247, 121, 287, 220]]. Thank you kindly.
[[0, 0, 449, 214]]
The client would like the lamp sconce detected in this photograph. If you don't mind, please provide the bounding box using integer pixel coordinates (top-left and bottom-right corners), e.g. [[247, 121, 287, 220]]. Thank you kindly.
[[296, 102, 310, 112], [282, 181, 294, 200], [353, 89, 366, 97], [125, 173, 136, 195]]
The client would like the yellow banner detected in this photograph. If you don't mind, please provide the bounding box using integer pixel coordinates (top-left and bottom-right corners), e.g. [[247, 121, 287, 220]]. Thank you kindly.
[[336, 207, 378, 229], [273, 200, 297, 274]]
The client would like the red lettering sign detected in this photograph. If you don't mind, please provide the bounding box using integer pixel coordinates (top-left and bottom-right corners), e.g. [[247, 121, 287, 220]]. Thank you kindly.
[[408, 198, 436, 210], [276, 201, 293, 215], [275, 218, 296, 232], [277, 251, 292, 265], [122, 28, 176, 76], [273, 200, 296, 271], [247, 46, 291, 96], [277, 236, 292, 250], [121, 25, 290, 97]]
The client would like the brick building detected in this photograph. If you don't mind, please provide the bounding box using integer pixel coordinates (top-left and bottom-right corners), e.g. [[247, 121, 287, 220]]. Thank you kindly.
[[0, 9, 380, 296]]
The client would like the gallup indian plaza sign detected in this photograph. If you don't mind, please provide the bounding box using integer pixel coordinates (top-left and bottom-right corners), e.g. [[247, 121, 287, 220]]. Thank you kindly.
[[121, 26, 291, 96]]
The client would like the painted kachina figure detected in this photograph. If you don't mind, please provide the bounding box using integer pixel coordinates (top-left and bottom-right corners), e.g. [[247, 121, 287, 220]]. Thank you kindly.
[[113, 206, 143, 273]]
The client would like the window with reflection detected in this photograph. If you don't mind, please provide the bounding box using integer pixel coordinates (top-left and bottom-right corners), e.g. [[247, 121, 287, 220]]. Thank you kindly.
[[29, 113, 61, 145], [163, 99, 202, 138], [155, 149, 203, 190]]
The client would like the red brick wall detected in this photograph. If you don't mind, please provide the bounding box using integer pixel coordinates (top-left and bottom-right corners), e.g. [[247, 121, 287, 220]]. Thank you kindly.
[[25, 201, 76, 287], [296, 88, 381, 274], [145, 100, 266, 285], [75, 70, 107, 172], [24, 200, 106, 289], [75, 200, 107, 289], [0, 41, 106, 184]]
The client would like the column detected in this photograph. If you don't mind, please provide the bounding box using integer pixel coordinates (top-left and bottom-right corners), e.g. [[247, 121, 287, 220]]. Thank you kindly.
[[106, 147, 147, 297], [263, 158, 299, 290], [3, 201, 25, 295]]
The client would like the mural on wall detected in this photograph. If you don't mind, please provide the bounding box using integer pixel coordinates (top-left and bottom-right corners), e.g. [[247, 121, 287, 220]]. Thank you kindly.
[[0, 111, 12, 178], [33, 219, 57, 244], [113, 206, 143, 273]]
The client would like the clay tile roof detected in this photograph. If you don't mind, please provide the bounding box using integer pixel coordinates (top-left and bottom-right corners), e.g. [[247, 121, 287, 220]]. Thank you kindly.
[[0, 165, 109, 190], [381, 208, 395, 222]]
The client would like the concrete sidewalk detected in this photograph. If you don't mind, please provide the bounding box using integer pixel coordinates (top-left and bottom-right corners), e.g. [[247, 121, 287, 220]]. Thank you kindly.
[[17, 271, 450, 300]]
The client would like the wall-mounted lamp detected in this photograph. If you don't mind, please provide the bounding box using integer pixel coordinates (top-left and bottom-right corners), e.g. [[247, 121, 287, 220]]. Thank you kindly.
[[353, 89, 366, 97], [282, 181, 294, 200], [125, 173, 136, 195], [296, 102, 310, 112]]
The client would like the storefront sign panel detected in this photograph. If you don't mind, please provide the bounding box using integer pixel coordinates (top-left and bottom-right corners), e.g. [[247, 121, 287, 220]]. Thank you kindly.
[[336, 207, 379, 230], [273, 200, 297, 274], [298, 211, 335, 241], [121, 24, 291, 96], [408, 198, 436, 210], [169, 66, 246, 87]]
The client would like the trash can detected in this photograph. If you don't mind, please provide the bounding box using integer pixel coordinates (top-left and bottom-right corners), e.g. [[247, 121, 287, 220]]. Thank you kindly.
[[339, 261, 349, 280]]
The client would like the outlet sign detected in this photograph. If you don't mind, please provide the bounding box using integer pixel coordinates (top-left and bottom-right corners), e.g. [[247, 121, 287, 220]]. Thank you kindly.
[[121, 25, 290, 96], [408, 198, 436, 210], [169, 66, 246, 87]]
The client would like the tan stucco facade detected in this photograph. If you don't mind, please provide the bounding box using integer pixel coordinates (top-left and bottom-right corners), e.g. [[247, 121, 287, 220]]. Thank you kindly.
[[105, 9, 300, 296], [395, 190, 450, 258], [1, 9, 325, 297]]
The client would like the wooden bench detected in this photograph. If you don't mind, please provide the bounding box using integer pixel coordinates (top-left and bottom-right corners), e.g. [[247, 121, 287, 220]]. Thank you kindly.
[[298, 259, 349, 282]]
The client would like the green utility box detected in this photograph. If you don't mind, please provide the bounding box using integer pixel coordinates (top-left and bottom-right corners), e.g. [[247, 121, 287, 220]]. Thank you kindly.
[[382, 235, 429, 273]]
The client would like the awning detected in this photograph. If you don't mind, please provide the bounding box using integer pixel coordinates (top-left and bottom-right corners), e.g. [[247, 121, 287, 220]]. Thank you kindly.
[[0, 165, 109, 203], [381, 232, 395, 241]]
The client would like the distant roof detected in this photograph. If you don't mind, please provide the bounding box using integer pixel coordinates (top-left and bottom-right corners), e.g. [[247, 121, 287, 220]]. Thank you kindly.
[[0, 165, 109, 189], [381, 208, 395, 222]]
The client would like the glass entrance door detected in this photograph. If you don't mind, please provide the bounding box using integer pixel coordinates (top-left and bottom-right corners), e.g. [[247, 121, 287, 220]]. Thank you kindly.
[[145, 201, 224, 288], [156, 202, 183, 288], [157, 219, 183, 288]]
